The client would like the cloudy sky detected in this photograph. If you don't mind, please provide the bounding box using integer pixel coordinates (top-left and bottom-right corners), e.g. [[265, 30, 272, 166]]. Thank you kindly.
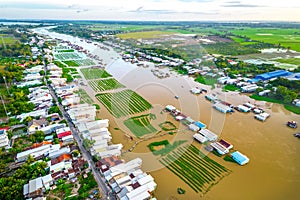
[[0, 0, 299, 21]]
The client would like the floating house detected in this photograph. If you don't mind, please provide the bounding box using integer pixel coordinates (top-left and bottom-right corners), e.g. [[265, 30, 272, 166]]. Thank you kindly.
[[236, 105, 251, 113], [190, 88, 202, 94], [189, 124, 200, 132], [199, 129, 218, 141], [193, 133, 208, 144], [165, 105, 176, 112], [213, 103, 233, 113], [254, 113, 270, 121], [205, 94, 218, 102], [194, 121, 206, 129], [210, 142, 229, 155], [231, 151, 250, 165], [243, 103, 255, 110]]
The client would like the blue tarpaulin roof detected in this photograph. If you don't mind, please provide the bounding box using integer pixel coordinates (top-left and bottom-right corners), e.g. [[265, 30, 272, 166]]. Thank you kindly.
[[231, 151, 249, 165], [254, 70, 292, 81], [194, 121, 206, 129]]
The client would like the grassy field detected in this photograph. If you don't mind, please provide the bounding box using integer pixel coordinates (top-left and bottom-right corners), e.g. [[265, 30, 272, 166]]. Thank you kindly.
[[124, 114, 157, 137], [231, 28, 300, 52], [275, 58, 300, 67], [229, 36, 259, 46], [116, 31, 174, 39], [195, 75, 218, 87], [149, 140, 187, 156], [80, 68, 112, 80], [0, 35, 18, 45], [78, 89, 94, 104], [95, 89, 152, 118], [89, 78, 125, 92], [223, 84, 240, 92], [159, 145, 230, 194]]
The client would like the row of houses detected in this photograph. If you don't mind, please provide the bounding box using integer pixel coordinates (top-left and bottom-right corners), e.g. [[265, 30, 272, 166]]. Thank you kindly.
[[96, 157, 157, 200], [205, 93, 271, 121]]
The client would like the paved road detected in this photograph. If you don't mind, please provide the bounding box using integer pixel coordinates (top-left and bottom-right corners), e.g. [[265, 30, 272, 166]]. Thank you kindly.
[[43, 56, 116, 200]]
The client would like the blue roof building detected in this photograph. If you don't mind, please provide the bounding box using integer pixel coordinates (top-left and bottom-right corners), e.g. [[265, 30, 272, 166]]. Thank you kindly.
[[231, 151, 249, 165], [194, 121, 206, 129], [250, 70, 292, 82]]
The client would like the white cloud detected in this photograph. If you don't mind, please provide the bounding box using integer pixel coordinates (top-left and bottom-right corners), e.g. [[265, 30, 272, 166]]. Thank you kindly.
[[0, 0, 299, 21]]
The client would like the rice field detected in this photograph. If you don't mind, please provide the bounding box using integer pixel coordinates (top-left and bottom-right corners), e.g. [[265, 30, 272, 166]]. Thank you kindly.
[[95, 89, 152, 118], [78, 89, 94, 104], [116, 31, 174, 39], [124, 114, 157, 137], [159, 145, 230, 194], [53, 52, 83, 60], [230, 28, 300, 52], [80, 68, 112, 80], [89, 78, 125, 92]]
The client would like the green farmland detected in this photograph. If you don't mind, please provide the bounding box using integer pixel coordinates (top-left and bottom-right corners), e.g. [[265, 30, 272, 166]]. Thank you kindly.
[[0, 34, 18, 45], [95, 89, 152, 118], [80, 68, 112, 80], [89, 78, 125, 92], [53, 52, 83, 60], [274, 57, 300, 67], [159, 145, 230, 194], [77, 89, 94, 104], [116, 31, 174, 39], [124, 114, 157, 137], [230, 28, 300, 52]]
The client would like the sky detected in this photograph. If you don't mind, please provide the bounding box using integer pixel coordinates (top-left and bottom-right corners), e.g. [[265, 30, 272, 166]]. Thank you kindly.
[[0, 0, 299, 21]]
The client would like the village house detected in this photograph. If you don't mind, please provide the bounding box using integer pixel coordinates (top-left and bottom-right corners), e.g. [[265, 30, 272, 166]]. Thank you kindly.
[[27, 118, 49, 134]]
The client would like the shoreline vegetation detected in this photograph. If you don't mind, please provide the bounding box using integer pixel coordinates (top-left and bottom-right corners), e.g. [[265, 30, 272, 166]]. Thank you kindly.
[[250, 94, 300, 114]]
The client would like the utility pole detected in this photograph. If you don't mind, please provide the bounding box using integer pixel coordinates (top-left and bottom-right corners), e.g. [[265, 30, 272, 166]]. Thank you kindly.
[[3, 76, 10, 96], [0, 94, 8, 117]]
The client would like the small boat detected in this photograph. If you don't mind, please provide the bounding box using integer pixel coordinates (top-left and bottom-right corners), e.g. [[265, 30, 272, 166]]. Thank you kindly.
[[294, 133, 300, 138], [287, 121, 298, 128]]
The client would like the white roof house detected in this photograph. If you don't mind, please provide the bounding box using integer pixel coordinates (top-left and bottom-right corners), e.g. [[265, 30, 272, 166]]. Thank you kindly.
[[67, 104, 96, 123], [16, 144, 51, 163], [50, 161, 72, 173], [0, 129, 9, 148], [193, 133, 208, 144], [17, 109, 47, 122], [199, 129, 218, 141], [189, 124, 200, 132], [28, 177, 43, 195], [49, 146, 70, 159], [106, 158, 143, 181]]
